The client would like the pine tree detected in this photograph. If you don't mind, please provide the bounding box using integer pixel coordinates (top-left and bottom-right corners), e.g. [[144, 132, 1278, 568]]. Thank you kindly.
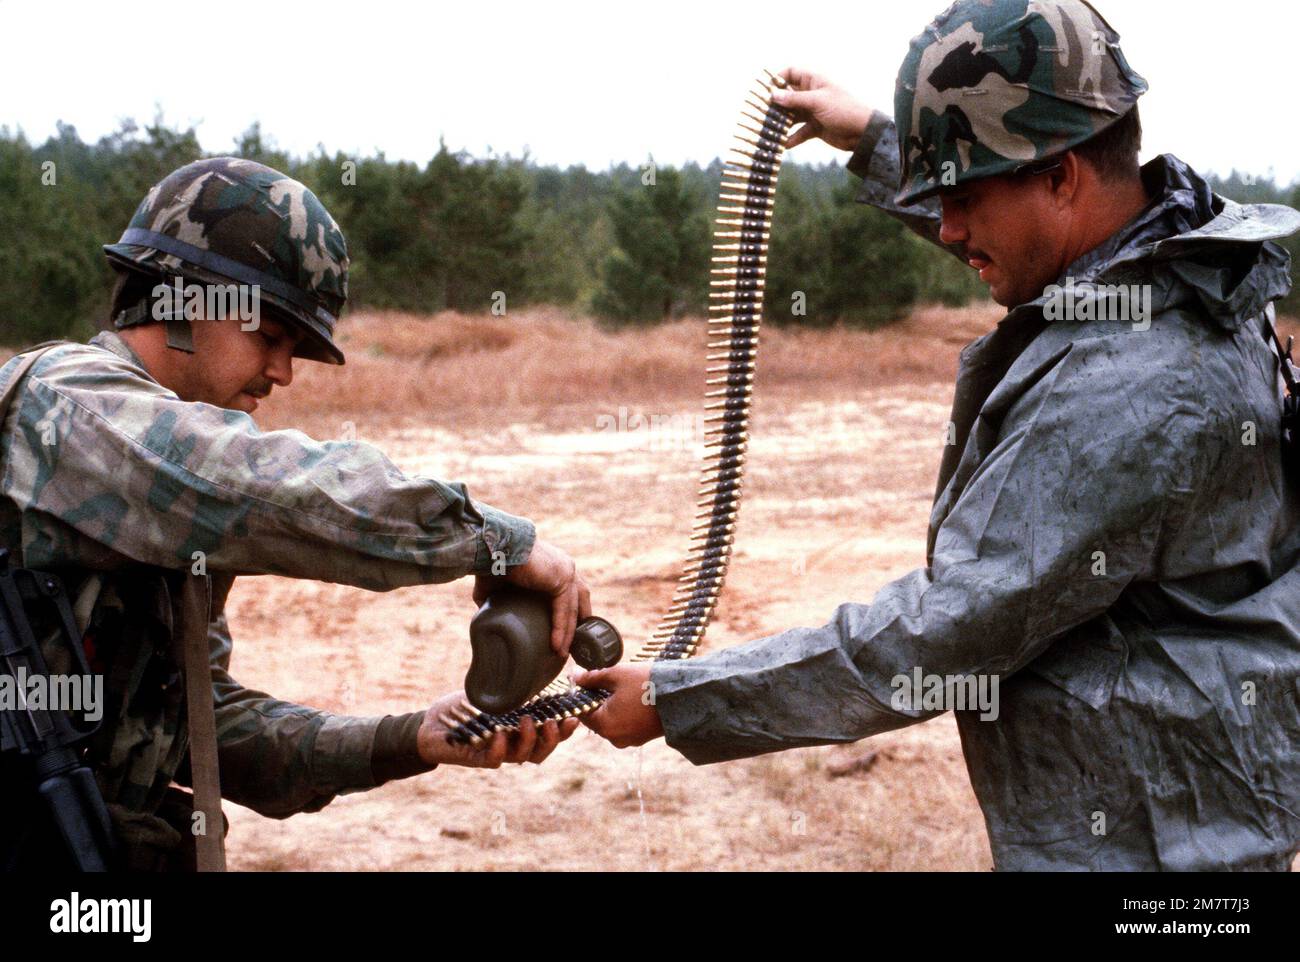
[[594, 168, 709, 323]]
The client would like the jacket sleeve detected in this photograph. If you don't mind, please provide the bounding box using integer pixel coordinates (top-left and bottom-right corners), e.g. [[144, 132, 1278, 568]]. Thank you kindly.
[[204, 604, 433, 819], [1, 344, 533, 587], [650, 334, 1223, 764], [845, 110, 964, 262]]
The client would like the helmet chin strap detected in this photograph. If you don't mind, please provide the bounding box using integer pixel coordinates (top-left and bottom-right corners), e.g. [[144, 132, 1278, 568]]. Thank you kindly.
[[112, 301, 195, 353], [163, 317, 196, 353]]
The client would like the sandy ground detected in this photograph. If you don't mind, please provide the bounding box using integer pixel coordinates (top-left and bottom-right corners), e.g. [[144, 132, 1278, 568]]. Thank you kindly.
[[219, 310, 996, 871]]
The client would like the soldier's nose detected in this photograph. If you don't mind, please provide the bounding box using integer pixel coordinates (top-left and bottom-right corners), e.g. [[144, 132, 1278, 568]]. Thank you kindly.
[[939, 211, 968, 247], [267, 352, 294, 388]]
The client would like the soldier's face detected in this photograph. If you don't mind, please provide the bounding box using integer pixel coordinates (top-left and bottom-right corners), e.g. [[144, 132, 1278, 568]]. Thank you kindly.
[[183, 315, 301, 414], [937, 172, 1070, 308]]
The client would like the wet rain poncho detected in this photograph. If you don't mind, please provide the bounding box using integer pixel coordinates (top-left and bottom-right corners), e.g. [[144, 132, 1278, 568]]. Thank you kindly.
[[651, 140, 1300, 871]]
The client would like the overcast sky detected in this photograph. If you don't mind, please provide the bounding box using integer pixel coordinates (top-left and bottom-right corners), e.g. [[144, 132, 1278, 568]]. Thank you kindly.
[[2, 0, 1294, 184]]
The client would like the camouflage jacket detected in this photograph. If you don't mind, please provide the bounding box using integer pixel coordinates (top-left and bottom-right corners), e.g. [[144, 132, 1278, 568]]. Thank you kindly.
[[0, 332, 534, 851], [652, 126, 1300, 870]]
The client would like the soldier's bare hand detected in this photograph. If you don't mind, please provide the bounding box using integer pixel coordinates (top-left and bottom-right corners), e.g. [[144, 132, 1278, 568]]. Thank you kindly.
[[417, 691, 580, 767], [574, 664, 663, 749], [473, 538, 592, 658], [773, 67, 876, 152]]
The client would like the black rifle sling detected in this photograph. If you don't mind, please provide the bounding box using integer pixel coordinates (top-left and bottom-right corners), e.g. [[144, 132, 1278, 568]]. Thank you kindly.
[[1260, 304, 1297, 392], [1258, 303, 1300, 462]]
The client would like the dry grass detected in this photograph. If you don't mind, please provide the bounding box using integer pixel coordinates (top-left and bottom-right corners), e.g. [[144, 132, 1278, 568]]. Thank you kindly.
[[6, 306, 1296, 421], [250, 303, 1300, 438], [249, 304, 1003, 436]]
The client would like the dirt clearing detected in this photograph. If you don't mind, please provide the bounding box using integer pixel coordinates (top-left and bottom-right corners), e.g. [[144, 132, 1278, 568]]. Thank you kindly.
[[219, 305, 1000, 870]]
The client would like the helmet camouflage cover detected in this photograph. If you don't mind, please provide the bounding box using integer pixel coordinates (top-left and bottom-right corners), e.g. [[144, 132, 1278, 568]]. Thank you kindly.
[[894, 0, 1147, 206], [104, 157, 349, 364]]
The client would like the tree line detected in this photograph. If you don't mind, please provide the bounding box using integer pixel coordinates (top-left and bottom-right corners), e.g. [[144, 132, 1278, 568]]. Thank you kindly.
[[1, 119, 1296, 346]]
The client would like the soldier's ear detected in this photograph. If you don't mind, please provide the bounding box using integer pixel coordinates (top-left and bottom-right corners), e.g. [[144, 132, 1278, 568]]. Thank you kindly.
[[1049, 153, 1083, 210]]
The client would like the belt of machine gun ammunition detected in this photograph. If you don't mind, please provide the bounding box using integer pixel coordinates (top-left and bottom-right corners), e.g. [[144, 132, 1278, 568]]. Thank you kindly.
[[446, 73, 793, 745]]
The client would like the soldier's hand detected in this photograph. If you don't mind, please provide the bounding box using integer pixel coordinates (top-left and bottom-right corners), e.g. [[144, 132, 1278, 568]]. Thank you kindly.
[[418, 691, 579, 767], [473, 538, 592, 659], [773, 67, 876, 152], [574, 663, 663, 749]]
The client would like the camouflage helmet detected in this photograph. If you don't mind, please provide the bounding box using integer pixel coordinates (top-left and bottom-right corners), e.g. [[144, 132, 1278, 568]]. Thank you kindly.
[[103, 157, 349, 364], [894, 0, 1147, 206]]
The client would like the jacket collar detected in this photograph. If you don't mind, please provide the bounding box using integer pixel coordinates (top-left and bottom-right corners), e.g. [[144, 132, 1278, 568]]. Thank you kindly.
[[998, 154, 1299, 334], [89, 330, 161, 384]]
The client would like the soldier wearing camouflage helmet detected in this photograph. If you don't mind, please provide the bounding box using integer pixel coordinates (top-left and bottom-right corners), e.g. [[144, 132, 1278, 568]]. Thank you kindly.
[[579, 0, 1300, 871], [0, 157, 590, 871], [892, 0, 1146, 205], [103, 156, 350, 364]]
